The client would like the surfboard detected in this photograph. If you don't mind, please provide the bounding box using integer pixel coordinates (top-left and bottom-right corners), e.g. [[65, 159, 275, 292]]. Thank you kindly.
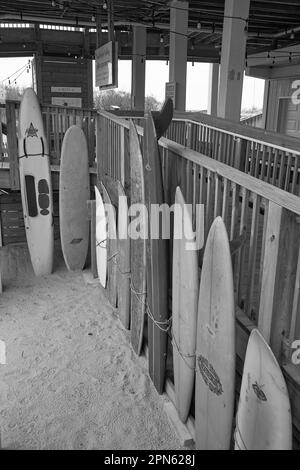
[[117, 181, 130, 329], [18, 87, 54, 276], [153, 98, 174, 140], [59, 125, 90, 271], [130, 120, 147, 355], [95, 185, 107, 288], [102, 182, 118, 308], [234, 329, 292, 450], [172, 186, 199, 423], [195, 216, 235, 450], [144, 112, 169, 394]]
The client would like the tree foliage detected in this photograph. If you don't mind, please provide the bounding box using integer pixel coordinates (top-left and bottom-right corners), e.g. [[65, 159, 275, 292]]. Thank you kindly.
[[94, 89, 161, 112], [0, 84, 25, 102]]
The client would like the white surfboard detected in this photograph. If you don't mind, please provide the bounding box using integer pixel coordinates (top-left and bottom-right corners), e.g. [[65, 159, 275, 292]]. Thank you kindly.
[[117, 181, 130, 329], [234, 329, 292, 450], [18, 88, 54, 276], [195, 216, 235, 450], [95, 186, 107, 288], [172, 186, 199, 423], [60, 125, 90, 271], [102, 182, 117, 307]]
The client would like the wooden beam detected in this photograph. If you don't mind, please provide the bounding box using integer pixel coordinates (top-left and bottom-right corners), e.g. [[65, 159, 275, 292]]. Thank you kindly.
[[5, 102, 19, 191], [108, 0, 115, 43]]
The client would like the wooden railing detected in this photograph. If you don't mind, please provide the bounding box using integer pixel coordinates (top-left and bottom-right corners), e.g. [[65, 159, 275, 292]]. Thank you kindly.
[[241, 112, 263, 128], [0, 101, 97, 190], [97, 110, 300, 445], [165, 112, 300, 196], [42, 104, 97, 166]]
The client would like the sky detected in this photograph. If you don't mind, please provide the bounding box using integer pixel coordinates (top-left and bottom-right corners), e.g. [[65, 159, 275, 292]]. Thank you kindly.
[[0, 56, 265, 111]]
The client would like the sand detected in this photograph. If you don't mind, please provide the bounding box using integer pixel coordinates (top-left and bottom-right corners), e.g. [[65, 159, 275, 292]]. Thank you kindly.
[[0, 243, 182, 450]]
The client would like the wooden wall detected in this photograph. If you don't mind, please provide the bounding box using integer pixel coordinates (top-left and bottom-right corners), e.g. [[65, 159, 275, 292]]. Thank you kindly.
[[33, 56, 93, 109], [265, 78, 300, 132]]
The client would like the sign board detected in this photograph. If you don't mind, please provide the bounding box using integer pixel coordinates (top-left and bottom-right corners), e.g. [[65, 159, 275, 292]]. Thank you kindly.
[[51, 97, 82, 108], [51, 86, 82, 93], [95, 41, 118, 89], [165, 82, 177, 105]]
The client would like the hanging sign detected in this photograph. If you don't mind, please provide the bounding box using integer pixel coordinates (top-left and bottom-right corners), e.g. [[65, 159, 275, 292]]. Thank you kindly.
[[165, 82, 177, 105], [95, 41, 118, 89]]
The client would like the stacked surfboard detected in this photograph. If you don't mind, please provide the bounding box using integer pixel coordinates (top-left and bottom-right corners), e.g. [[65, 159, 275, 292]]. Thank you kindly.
[[18, 88, 54, 276], [171, 208, 292, 450], [60, 125, 90, 271]]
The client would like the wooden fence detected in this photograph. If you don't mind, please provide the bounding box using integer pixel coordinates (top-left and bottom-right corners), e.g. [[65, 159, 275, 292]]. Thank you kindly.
[[0, 101, 97, 191], [241, 112, 263, 128], [167, 112, 300, 196], [97, 110, 300, 446]]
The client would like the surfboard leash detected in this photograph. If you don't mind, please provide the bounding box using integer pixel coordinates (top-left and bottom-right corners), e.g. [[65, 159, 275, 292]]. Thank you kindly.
[[171, 331, 197, 371], [18, 153, 52, 160], [130, 280, 172, 333], [96, 238, 107, 248]]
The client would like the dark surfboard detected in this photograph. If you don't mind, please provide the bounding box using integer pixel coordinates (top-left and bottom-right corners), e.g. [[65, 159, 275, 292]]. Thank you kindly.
[[144, 112, 169, 394]]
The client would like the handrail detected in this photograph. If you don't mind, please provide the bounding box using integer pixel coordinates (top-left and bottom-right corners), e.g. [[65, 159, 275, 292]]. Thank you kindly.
[[174, 111, 300, 154], [98, 110, 300, 215]]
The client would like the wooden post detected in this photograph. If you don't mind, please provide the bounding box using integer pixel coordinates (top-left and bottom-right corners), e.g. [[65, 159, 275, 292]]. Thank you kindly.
[[108, 0, 115, 43], [234, 138, 247, 171], [96, 11, 103, 48], [96, 114, 103, 185], [87, 200, 97, 278], [5, 101, 19, 190], [258, 203, 299, 360], [0, 118, 3, 160], [120, 127, 125, 187]]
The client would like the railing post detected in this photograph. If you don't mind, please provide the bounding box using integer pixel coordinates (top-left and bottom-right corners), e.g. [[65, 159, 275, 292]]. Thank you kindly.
[[258, 203, 299, 361], [234, 137, 247, 172], [87, 200, 97, 278], [96, 114, 103, 185], [6, 101, 19, 190]]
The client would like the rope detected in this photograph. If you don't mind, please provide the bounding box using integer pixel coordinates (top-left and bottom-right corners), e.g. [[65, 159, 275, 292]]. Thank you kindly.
[[171, 328, 197, 371], [18, 153, 51, 160], [96, 238, 107, 248], [130, 280, 172, 333]]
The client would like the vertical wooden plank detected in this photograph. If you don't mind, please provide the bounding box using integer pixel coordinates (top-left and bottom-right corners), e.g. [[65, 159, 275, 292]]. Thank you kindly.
[[237, 188, 249, 307], [291, 154, 299, 196], [258, 202, 283, 343], [120, 126, 125, 187], [6, 101, 19, 190], [289, 243, 300, 344], [260, 145, 267, 181], [96, 114, 102, 183], [221, 177, 230, 226], [272, 148, 279, 185], [257, 204, 298, 359], [90, 200, 97, 278], [245, 193, 260, 319], [0, 117, 3, 161]]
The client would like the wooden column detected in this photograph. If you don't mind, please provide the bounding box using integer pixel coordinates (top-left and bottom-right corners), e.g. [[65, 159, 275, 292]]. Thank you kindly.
[[208, 63, 219, 116], [261, 79, 270, 130], [169, 0, 188, 111], [131, 26, 146, 111], [218, 0, 250, 121]]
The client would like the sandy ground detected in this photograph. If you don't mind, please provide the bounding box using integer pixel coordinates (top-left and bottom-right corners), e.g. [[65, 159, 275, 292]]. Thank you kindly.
[[0, 244, 182, 450]]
